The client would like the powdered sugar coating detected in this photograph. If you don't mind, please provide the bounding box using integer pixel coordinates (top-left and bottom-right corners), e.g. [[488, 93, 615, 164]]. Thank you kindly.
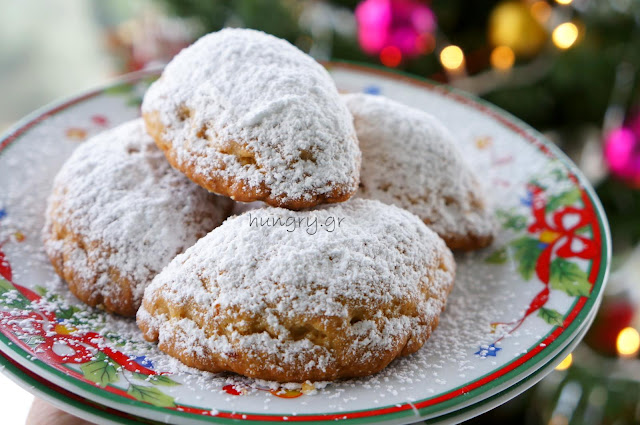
[[138, 199, 455, 381], [43, 119, 233, 316], [343, 93, 495, 250], [142, 28, 361, 209]]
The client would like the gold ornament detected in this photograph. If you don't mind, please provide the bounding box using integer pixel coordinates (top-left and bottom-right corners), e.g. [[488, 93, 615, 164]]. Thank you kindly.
[[489, 1, 547, 57]]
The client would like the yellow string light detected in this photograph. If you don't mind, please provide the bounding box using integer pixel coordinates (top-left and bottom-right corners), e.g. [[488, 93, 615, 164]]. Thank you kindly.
[[554, 353, 573, 371], [552, 22, 579, 49], [617, 327, 640, 357], [490, 46, 515, 71], [440, 45, 465, 71]]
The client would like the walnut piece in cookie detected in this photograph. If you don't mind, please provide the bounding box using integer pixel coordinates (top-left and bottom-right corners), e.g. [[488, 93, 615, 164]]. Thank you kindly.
[[43, 119, 233, 316], [343, 93, 495, 251], [142, 28, 361, 210], [137, 199, 455, 382]]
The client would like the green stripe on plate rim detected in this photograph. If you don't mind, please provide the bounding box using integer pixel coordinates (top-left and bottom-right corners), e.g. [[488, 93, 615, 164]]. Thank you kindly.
[[0, 302, 596, 425]]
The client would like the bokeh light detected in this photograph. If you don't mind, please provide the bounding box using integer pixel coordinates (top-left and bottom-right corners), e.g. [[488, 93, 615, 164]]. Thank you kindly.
[[555, 353, 573, 371], [416, 32, 436, 54], [604, 113, 640, 186], [489, 1, 547, 57], [440, 45, 464, 71], [355, 0, 437, 57], [490, 45, 515, 71], [616, 327, 640, 357], [552, 22, 579, 49], [380, 45, 402, 67], [531, 1, 552, 23]]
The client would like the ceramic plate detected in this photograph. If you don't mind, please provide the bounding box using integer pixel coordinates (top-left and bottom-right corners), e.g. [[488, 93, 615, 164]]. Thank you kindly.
[[0, 62, 610, 424], [0, 306, 597, 425]]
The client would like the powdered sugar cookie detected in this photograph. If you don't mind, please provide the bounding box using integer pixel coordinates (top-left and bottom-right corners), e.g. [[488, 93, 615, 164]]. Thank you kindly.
[[43, 119, 233, 317], [343, 93, 495, 250], [137, 199, 455, 382], [142, 28, 361, 210]]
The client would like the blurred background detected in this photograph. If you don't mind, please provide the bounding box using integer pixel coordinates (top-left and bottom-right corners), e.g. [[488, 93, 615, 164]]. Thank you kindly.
[[2, 0, 640, 423]]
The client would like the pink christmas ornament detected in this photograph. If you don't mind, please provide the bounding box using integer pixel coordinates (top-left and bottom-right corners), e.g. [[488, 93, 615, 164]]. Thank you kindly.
[[356, 0, 436, 58], [604, 112, 640, 187]]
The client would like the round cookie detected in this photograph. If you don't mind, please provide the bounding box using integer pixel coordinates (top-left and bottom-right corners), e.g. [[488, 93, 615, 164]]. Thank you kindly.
[[43, 119, 233, 317], [343, 93, 495, 250], [142, 28, 361, 210], [137, 199, 455, 382]]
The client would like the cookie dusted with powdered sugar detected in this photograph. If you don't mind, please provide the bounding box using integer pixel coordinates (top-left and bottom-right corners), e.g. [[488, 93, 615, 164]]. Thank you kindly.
[[142, 28, 361, 210], [343, 93, 495, 251], [137, 199, 455, 382], [43, 119, 233, 317]]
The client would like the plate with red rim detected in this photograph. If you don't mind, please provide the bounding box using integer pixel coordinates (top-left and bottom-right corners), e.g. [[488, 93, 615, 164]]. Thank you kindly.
[[0, 301, 598, 425], [0, 62, 610, 424]]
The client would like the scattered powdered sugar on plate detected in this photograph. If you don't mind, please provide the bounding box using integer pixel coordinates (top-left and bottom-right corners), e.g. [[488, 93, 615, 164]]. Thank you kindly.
[[1, 250, 506, 394], [0, 138, 510, 404], [0, 185, 510, 398]]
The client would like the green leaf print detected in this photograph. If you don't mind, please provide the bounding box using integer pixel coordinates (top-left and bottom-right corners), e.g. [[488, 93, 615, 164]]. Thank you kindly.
[[0, 278, 31, 310], [546, 188, 581, 212], [485, 247, 508, 264], [549, 258, 591, 297], [127, 384, 176, 407], [496, 209, 528, 231], [510, 237, 544, 280], [80, 352, 119, 386], [133, 373, 180, 387], [538, 307, 565, 327]]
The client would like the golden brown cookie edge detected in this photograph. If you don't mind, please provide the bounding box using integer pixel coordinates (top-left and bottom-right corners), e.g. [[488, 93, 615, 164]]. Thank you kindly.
[[143, 111, 358, 210]]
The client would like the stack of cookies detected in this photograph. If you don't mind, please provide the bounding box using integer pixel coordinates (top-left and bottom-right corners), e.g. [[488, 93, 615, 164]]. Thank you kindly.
[[43, 29, 495, 383]]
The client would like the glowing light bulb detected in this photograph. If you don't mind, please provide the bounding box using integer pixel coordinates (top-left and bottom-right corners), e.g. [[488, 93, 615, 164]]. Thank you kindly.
[[440, 45, 465, 71], [490, 46, 515, 71], [555, 353, 573, 371], [617, 327, 640, 357], [552, 22, 579, 49], [555, 0, 573, 5]]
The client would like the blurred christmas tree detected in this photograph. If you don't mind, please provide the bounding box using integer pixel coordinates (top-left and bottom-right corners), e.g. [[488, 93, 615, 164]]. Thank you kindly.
[[107, 0, 640, 423]]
